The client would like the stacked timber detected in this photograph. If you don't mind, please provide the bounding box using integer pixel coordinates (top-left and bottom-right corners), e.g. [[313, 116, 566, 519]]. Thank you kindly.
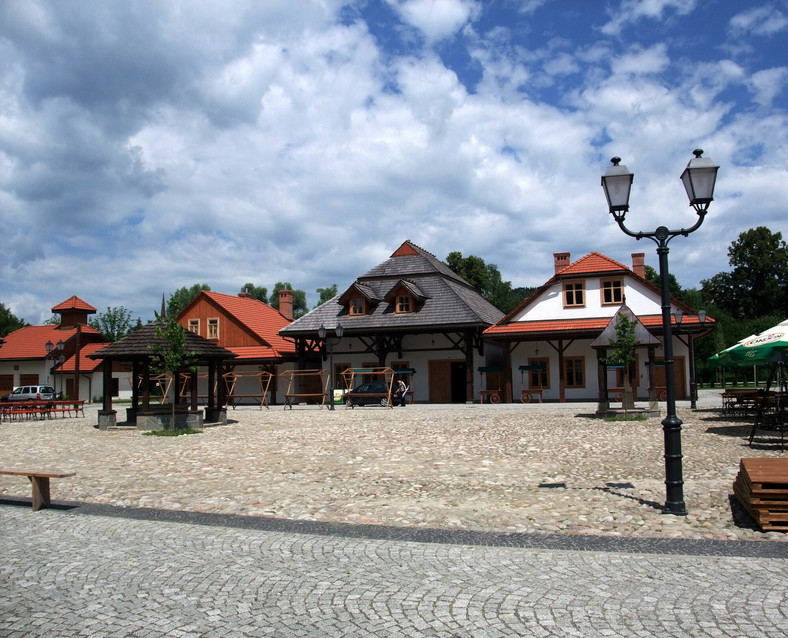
[[733, 457, 788, 532]]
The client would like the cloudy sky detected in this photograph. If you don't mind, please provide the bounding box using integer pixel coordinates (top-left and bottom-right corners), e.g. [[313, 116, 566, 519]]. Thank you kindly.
[[1, 0, 786, 324]]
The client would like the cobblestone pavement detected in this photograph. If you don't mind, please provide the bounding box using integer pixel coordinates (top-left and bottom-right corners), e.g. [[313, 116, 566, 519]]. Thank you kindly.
[[1, 503, 787, 637], [1, 390, 788, 635], [0, 390, 786, 542]]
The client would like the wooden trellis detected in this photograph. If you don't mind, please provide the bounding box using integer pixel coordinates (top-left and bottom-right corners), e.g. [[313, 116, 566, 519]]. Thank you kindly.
[[280, 369, 330, 409], [179, 372, 214, 406], [222, 370, 273, 410], [341, 367, 396, 409]]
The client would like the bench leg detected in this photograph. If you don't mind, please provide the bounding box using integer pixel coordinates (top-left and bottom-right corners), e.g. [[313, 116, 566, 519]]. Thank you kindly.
[[29, 476, 51, 511]]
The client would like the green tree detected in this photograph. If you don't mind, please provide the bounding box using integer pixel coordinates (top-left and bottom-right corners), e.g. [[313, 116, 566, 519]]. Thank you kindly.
[[270, 282, 308, 318], [604, 312, 641, 410], [167, 284, 211, 318], [0, 302, 27, 337], [727, 227, 787, 317], [89, 306, 141, 342], [315, 284, 338, 307], [643, 265, 682, 299], [149, 313, 199, 426], [445, 251, 526, 313], [240, 282, 268, 304]]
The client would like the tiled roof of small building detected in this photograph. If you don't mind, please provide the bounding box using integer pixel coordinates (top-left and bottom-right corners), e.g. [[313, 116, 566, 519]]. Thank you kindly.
[[51, 296, 97, 313], [58, 342, 106, 372], [0, 325, 103, 360], [554, 252, 629, 276]]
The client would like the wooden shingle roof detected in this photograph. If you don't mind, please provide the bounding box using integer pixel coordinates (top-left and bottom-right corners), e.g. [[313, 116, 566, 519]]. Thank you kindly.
[[280, 240, 503, 336], [89, 322, 236, 362]]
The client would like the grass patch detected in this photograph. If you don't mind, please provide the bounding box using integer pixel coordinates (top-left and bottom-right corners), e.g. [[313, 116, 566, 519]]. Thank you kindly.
[[143, 428, 203, 437], [603, 414, 647, 422]]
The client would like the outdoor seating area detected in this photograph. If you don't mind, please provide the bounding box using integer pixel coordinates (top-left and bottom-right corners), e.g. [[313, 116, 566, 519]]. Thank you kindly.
[[0, 400, 85, 421], [721, 388, 762, 414]]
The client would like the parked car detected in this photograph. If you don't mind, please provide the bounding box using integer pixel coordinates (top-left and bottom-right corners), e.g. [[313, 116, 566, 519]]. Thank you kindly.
[[346, 381, 391, 407], [1, 385, 57, 402]]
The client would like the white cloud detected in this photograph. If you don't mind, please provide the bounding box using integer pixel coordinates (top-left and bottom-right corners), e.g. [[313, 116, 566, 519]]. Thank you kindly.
[[387, 0, 480, 43], [747, 67, 788, 107], [610, 44, 670, 76], [729, 5, 788, 37], [0, 1, 786, 324], [601, 0, 697, 36]]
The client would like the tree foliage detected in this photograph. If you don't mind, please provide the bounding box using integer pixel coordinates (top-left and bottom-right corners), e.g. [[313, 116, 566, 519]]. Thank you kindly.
[[149, 313, 198, 412], [270, 282, 308, 318], [315, 284, 338, 307], [240, 282, 268, 304], [89, 306, 142, 342], [445, 251, 528, 313], [643, 265, 682, 299], [167, 284, 211, 319], [0, 302, 27, 337], [701, 226, 788, 319], [604, 313, 640, 367]]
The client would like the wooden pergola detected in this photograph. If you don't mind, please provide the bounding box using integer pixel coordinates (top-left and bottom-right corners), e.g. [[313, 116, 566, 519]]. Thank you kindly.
[[89, 322, 236, 424]]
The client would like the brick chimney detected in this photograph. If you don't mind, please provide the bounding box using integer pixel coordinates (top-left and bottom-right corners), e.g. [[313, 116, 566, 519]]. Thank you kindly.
[[238, 292, 252, 299], [278, 289, 293, 321], [553, 252, 570, 274], [631, 253, 646, 279]]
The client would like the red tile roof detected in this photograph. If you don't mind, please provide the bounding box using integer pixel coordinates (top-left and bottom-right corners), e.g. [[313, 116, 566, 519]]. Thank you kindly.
[[485, 314, 713, 337], [58, 342, 105, 372], [51, 296, 97, 313], [181, 292, 296, 358], [227, 346, 282, 360], [0, 325, 102, 360], [556, 252, 629, 276]]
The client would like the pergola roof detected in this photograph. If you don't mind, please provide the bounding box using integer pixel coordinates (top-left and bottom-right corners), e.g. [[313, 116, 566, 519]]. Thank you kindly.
[[89, 322, 236, 362], [589, 305, 662, 349]]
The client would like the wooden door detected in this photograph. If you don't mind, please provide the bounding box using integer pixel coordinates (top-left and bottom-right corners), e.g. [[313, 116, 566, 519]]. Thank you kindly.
[[428, 360, 452, 403], [654, 356, 687, 400]]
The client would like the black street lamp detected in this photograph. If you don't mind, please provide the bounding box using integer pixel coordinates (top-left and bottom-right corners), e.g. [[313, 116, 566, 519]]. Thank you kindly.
[[45, 339, 65, 392], [318, 323, 344, 411], [674, 308, 707, 410], [602, 149, 719, 515]]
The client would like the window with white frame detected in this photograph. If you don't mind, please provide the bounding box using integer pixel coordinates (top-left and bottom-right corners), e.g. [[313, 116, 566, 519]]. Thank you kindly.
[[207, 318, 219, 339]]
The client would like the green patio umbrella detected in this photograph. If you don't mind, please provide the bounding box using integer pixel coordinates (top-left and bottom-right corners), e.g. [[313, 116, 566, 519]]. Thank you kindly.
[[709, 319, 788, 367]]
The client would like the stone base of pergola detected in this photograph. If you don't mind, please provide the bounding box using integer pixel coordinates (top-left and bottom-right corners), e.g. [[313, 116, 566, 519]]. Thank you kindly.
[[133, 406, 204, 431]]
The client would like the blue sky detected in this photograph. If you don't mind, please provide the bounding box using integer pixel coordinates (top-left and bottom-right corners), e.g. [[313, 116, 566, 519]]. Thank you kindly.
[[1, 0, 786, 324]]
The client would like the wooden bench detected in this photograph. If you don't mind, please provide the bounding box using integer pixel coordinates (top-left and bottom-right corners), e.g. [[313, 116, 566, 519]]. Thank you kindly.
[[0, 469, 76, 511]]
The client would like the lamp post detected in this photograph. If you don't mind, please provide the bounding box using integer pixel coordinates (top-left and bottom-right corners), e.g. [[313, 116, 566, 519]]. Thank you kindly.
[[45, 339, 65, 393], [602, 149, 719, 515], [318, 323, 344, 411], [674, 308, 707, 409]]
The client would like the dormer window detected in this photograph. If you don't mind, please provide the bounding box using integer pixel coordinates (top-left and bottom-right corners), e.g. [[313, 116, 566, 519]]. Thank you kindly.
[[396, 295, 412, 314], [350, 298, 365, 316]]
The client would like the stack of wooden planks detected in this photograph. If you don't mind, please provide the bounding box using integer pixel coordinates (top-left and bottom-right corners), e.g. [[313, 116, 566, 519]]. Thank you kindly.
[[733, 457, 788, 532]]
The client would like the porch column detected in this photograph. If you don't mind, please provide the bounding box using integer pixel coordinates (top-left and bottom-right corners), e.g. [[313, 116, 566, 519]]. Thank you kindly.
[[596, 348, 609, 415], [464, 329, 474, 403], [503, 342, 513, 403]]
